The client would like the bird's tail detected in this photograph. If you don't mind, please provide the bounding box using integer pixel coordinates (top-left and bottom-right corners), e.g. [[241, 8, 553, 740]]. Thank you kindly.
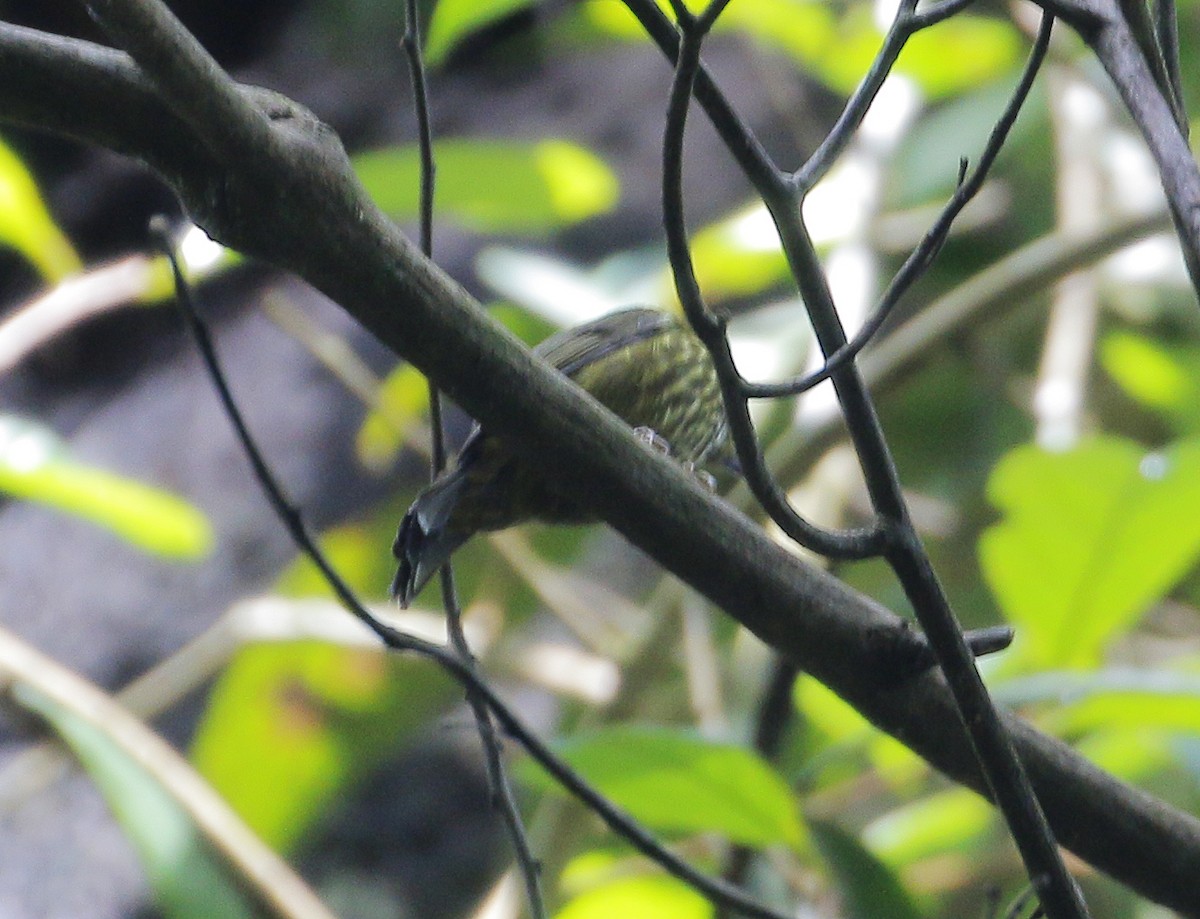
[[390, 468, 470, 607]]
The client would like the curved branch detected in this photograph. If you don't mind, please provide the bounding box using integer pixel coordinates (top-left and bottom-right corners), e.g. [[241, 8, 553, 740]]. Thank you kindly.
[[0, 21, 1198, 914]]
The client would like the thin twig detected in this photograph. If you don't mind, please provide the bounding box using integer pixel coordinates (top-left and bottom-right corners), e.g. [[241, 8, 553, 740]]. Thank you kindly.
[[661, 3, 884, 561], [653, 1, 1089, 914], [399, 2, 546, 915], [754, 14, 1055, 399], [1152, 0, 1187, 135]]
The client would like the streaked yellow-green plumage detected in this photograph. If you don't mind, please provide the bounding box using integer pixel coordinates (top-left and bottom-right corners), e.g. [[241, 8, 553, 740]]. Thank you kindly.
[[391, 307, 728, 605]]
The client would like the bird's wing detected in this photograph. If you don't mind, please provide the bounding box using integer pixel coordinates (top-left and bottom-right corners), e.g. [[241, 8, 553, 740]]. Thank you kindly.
[[536, 307, 675, 376]]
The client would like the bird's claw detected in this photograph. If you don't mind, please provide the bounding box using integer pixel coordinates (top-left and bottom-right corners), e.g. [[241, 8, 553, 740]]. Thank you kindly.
[[634, 427, 717, 492], [633, 426, 671, 455]]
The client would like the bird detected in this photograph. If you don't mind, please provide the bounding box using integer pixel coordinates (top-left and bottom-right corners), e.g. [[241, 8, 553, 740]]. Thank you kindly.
[[390, 307, 730, 606]]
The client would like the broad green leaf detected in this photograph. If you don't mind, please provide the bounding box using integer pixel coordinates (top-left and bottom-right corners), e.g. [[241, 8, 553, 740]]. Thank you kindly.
[[980, 437, 1200, 666], [891, 15, 1023, 98], [1077, 728, 1175, 784], [355, 305, 556, 470], [274, 524, 391, 599], [863, 786, 993, 866], [18, 686, 259, 919], [684, 209, 790, 303], [1101, 331, 1200, 434], [584, 0, 1020, 98], [584, 0, 837, 73], [538, 726, 806, 849], [793, 676, 925, 792], [354, 139, 618, 234], [0, 415, 213, 559], [718, 0, 837, 65], [810, 820, 921, 919], [425, 0, 534, 65], [997, 667, 1200, 735], [886, 76, 1047, 208], [356, 363, 431, 472], [555, 873, 711, 919], [0, 137, 82, 281], [192, 640, 456, 851]]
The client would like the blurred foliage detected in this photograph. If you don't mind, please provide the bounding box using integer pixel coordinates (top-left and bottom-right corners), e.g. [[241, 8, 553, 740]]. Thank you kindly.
[[17, 685, 261, 919], [354, 139, 619, 235], [0, 135, 81, 281], [0, 415, 214, 559], [191, 640, 461, 852], [5, 0, 1200, 917], [525, 725, 808, 849]]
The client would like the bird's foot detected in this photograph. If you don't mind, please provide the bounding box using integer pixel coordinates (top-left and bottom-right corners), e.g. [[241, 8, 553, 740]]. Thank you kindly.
[[684, 463, 718, 492], [633, 427, 717, 492], [633, 426, 671, 455]]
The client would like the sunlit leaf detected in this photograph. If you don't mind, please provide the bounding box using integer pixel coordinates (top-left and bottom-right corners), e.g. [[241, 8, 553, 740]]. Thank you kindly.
[[425, 0, 534, 65], [793, 8, 1022, 98], [980, 437, 1200, 666], [893, 15, 1023, 97], [811, 819, 921, 919], [1101, 330, 1200, 434], [0, 137, 82, 281], [0, 415, 213, 559], [356, 363, 431, 472], [18, 686, 259, 919], [863, 786, 993, 866], [191, 640, 456, 851], [275, 524, 391, 599], [684, 209, 790, 303], [354, 139, 618, 234], [584, 0, 837, 69], [536, 726, 806, 849], [711, 0, 837, 70], [793, 676, 923, 793], [997, 667, 1200, 735], [555, 873, 712, 919]]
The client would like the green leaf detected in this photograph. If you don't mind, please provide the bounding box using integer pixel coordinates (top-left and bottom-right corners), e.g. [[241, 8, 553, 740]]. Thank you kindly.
[[555, 873, 712, 919], [191, 640, 457, 851], [355, 363, 431, 472], [354, 139, 618, 234], [997, 667, 1200, 735], [0, 415, 213, 559], [18, 686, 260, 919], [685, 208, 790, 303], [810, 820, 921, 919], [892, 15, 1024, 98], [537, 726, 806, 849], [0, 136, 82, 281], [979, 437, 1200, 666], [1100, 331, 1200, 434], [583, 0, 1020, 98], [863, 787, 993, 866], [425, 0, 534, 66]]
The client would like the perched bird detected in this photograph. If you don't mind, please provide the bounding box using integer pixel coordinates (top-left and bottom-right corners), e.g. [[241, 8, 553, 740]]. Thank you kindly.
[[391, 307, 729, 606]]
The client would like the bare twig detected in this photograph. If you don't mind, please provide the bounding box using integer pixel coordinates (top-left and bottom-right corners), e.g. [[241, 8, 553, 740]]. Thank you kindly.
[[399, 3, 546, 915], [661, 2, 885, 562], [657, 2, 1087, 916], [763, 13, 1055, 399]]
